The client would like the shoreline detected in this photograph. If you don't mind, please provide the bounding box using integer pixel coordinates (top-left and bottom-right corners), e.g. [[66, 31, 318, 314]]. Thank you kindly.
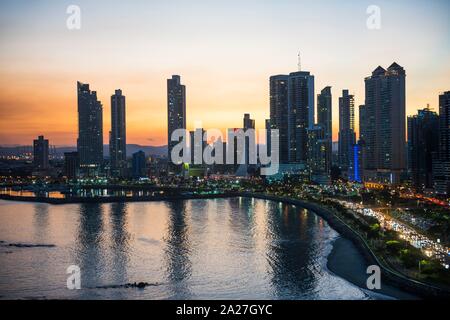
[[1, 192, 449, 299], [0, 193, 235, 204], [326, 237, 417, 300], [240, 193, 450, 299]]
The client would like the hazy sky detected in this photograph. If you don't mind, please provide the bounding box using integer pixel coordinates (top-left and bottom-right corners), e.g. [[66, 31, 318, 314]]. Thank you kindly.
[[0, 0, 449, 146]]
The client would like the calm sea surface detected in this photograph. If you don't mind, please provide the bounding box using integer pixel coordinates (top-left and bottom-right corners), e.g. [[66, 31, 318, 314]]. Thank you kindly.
[[0, 198, 374, 299]]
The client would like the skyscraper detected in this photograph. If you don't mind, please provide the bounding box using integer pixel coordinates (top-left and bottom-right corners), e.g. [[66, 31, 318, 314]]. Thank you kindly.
[[317, 86, 332, 140], [353, 143, 362, 183], [438, 92, 450, 161], [307, 125, 330, 184], [358, 104, 367, 165], [316, 86, 332, 181], [269, 70, 314, 165], [265, 119, 271, 157], [77, 82, 103, 173], [269, 75, 289, 164], [33, 135, 49, 170], [167, 75, 186, 170], [407, 108, 439, 192], [288, 71, 315, 163], [358, 104, 367, 181], [338, 90, 356, 177], [361, 63, 406, 183], [434, 91, 450, 194], [109, 89, 127, 177]]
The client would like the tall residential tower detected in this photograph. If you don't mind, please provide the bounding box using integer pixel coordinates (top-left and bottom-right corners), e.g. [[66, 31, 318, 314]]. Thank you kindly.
[[338, 89, 356, 178], [269, 75, 289, 164], [269, 70, 314, 165], [407, 108, 439, 192], [434, 91, 450, 194], [109, 89, 127, 177], [77, 82, 103, 174], [360, 63, 406, 183], [33, 135, 49, 170], [167, 75, 186, 170]]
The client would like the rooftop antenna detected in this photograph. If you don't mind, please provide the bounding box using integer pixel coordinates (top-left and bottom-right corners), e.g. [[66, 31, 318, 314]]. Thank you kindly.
[[297, 51, 301, 71]]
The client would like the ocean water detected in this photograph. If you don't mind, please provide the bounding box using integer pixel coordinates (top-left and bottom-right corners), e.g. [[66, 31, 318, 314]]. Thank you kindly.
[[0, 198, 374, 300]]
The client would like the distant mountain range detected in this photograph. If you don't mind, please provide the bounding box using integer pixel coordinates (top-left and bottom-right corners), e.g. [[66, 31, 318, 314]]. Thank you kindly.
[[0, 144, 168, 158]]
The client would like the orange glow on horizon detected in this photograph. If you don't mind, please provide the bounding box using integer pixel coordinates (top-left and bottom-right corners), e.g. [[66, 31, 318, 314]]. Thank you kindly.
[[0, 1, 448, 146], [1, 70, 448, 146]]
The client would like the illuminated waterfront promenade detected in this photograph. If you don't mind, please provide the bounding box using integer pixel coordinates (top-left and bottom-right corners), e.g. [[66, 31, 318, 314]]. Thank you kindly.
[[333, 199, 449, 269]]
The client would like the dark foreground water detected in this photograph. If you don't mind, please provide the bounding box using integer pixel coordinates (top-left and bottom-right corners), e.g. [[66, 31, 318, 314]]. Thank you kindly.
[[0, 198, 378, 299]]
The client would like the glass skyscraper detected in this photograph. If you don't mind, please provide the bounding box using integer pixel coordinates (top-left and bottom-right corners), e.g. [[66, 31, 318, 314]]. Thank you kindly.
[[288, 71, 315, 164], [434, 91, 450, 194], [110, 89, 127, 177], [338, 89, 356, 177], [269, 75, 289, 164], [77, 81, 103, 174], [270, 71, 314, 165], [316, 86, 333, 182], [167, 75, 186, 171], [407, 108, 439, 192]]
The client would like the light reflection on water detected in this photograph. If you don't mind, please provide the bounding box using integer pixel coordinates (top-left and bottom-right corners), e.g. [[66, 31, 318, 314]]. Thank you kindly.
[[0, 198, 370, 300], [0, 187, 159, 199]]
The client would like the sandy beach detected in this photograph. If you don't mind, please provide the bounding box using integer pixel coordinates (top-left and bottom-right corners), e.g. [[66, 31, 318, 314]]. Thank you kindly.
[[327, 237, 419, 300]]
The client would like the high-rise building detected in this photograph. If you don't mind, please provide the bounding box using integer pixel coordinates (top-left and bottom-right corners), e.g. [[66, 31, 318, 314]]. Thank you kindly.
[[316, 86, 332, 180], [307, 125, 331, 184], [167, 75, 186, 170], [33, 135, 49, 170], [64, 152, 79, 179], [270, 75, 289, 164], [358, 105, 367, 173], [434, 91, 450, 195], [132, 151, 146, 179], [265, 119, 271, 156], [288, 71, 315, 163], [438, 92, 450, 161], [361, 63, 406, 183], [109, 89, 127, 177], [338, 90, 356, 177], [269, 70, 314, 165], [352, 143, 362, 183], [77, 82, 103, 173], [407, 108, 439, 192], [317, 86, 332, 140]]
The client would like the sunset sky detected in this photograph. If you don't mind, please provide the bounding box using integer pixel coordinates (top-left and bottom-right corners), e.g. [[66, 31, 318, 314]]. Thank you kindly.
[[0, 0, 449, 146]]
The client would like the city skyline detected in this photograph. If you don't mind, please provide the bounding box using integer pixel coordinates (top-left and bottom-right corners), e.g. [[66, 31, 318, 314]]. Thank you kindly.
[[1, 1, 450, 303], [0, 0, 449, 146]]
